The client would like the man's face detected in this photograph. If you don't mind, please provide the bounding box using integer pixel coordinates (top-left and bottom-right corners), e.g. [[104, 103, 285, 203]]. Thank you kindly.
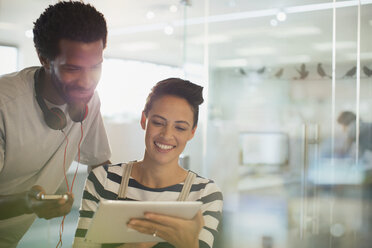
[[49, 39, 104, 104]]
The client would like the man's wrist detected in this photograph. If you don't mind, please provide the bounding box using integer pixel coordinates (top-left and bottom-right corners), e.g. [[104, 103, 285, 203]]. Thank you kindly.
[[21, 191, 34, 214]]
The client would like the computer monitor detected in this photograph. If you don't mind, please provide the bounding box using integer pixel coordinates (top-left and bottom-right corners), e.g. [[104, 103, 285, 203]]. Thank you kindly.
[[239, 132, 289, 165]]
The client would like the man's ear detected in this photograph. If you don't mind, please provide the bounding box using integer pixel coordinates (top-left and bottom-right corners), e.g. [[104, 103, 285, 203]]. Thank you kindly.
[[140, 111, 147, 130]]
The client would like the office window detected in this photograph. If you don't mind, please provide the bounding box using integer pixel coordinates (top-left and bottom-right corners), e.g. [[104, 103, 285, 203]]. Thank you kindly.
[[98, 58, 183, 121], [0, 45, 18, 76]]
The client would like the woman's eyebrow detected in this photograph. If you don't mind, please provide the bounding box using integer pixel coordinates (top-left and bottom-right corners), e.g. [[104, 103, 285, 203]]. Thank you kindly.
[[151, 115, 166, 121], [152, 115, 191, 126], [175, 120, 190, 126]]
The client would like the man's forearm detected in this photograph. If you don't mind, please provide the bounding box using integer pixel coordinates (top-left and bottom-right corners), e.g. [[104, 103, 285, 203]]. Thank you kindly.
[[0, 192, 32, 220]]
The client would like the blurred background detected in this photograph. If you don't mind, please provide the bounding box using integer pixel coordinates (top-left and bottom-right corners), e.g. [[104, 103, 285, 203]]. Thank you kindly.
[[1, 0, 372, 247]]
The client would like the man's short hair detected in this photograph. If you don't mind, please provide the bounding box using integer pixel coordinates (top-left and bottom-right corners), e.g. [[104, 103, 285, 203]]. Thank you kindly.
[[337, 111, 356, 126], [33, 1, 107, 60]]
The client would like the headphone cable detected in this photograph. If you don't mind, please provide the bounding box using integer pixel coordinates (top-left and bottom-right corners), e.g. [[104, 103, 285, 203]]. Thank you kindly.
[[56, 123, 84, 248]]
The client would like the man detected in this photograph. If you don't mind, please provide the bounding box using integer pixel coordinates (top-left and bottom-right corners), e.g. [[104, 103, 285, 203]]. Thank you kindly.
[[0, 2, 111, 247], [337, 111, 372, 157]]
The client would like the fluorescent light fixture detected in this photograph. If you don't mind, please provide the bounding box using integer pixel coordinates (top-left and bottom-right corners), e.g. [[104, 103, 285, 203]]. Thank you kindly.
[[236, 47, 277, 56], [270, 26, 321, 38], [215, 58, 247, 68], [285, 0, 372, 14], [0, 22, 20, 30], [277, 55, 311, 64], [110, 23, 166, 35], [313, 41, 356, 51], [345, 52, 372, 60], [189, 34, 231, 44], [118, 41, 158, 52]]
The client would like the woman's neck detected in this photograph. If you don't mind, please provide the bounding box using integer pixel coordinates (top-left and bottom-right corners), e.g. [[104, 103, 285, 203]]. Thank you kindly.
[[131, 159, 187, 188]]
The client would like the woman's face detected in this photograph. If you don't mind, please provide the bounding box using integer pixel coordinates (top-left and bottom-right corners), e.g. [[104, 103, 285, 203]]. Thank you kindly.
[[141, 95, 196, 167]]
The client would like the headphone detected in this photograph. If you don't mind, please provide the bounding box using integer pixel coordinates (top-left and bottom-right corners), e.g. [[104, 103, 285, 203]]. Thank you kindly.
[[34, 68, 88, 130]]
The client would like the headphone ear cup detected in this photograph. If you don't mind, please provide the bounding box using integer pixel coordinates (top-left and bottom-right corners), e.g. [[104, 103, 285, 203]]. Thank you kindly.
[[45, 107, 67, 130], [68, 104, 88, 123]]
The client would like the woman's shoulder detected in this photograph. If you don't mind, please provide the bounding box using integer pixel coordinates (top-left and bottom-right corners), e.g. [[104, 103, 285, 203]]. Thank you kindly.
[[191, 171, 222, 195], [191, 171, 217, 184]]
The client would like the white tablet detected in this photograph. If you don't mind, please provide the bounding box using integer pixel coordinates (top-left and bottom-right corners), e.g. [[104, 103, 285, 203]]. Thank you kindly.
[[85, 200, 202, 244]]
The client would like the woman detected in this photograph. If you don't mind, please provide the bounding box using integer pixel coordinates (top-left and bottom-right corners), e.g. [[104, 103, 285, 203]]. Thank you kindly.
[[73, 78, 223, 248]]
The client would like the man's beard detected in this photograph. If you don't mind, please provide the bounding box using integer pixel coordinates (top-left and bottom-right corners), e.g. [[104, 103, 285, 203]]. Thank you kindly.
[[50, 68, 92, 105]]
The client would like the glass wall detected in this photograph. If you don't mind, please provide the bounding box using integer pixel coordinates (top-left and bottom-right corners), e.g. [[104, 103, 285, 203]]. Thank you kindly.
[[199, 1, 372, 248]]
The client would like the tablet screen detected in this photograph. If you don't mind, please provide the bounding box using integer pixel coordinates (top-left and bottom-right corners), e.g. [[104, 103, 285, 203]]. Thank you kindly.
[[85, 200, 202, 243]]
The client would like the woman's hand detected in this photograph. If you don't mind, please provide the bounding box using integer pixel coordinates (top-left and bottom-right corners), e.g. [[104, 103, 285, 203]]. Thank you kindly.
[[127, 210, 204, 248], [118, 242, 158, 248]]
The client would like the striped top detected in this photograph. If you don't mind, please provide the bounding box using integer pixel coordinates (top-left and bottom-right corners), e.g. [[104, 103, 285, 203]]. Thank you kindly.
[[72, 163, 223, 248]]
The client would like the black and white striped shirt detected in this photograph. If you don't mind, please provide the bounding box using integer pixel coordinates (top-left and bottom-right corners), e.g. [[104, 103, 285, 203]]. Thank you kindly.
[[73, 163, 223, 248]]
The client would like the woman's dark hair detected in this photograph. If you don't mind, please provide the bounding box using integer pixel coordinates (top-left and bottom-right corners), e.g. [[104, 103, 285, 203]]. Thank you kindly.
[[33, 1, 107, 60], [337, 111, 356, 126], [143, 78, 204, 128]]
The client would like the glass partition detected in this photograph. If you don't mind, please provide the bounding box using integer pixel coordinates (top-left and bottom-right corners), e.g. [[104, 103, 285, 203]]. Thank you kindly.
[[202, 1, 372, 248]]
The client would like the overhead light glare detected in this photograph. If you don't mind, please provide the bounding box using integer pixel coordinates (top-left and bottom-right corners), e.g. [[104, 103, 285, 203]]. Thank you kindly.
[[169, 5, 178, 13], [25, 29, 33, 38], [270, 19, 278, 26], [146, 11, 155, 19], [276, 11, 287, 22], [164, 25, 174, 35]]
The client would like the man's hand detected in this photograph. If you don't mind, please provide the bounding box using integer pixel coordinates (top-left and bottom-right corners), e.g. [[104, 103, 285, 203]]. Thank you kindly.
[[26, 185, 74, 219]]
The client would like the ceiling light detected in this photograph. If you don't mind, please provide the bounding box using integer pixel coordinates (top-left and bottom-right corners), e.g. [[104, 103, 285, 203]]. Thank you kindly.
[[276, 11, 287, 22], [164, 25, 174, 35], [169, 5, 178, 13], [146, 11, 155, 19], [270, 19, 278, 26], [25, 29, 33, 38]]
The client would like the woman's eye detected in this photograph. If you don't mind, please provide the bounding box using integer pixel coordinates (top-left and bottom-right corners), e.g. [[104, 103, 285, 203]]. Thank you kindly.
[[64, 67, 79, 72], [176, 126, 186, 131], [152, 120, 163, 126]]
